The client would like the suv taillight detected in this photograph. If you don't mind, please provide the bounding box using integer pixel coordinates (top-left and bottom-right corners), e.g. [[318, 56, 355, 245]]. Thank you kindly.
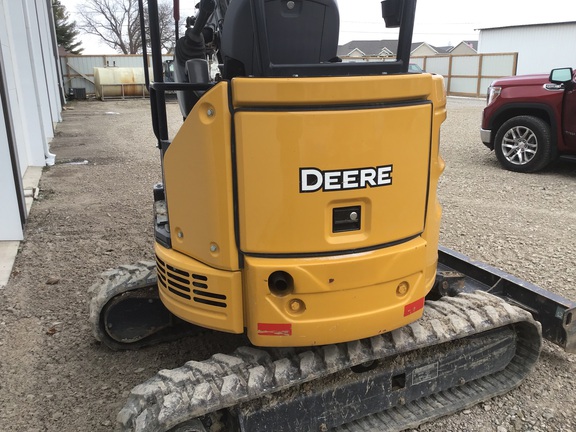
[[486, 86, 501, 106]]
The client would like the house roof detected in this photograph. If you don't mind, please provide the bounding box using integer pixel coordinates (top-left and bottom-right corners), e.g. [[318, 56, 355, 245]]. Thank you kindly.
[[434, 45, 454, 54], [337, 40, 462, 56], [463, 40, 478, 51], [337, 40, 401, 57], [447, 40, 478, 53]]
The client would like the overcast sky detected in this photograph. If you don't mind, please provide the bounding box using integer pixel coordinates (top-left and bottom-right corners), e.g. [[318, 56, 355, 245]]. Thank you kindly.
[[60, 0, 576, 54]]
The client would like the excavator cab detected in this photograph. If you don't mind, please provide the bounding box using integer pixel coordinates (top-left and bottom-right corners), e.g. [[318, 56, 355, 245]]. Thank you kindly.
[[89, 1, 576, 430]]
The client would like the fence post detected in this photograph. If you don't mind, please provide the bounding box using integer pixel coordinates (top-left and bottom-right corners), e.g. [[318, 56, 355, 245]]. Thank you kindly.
[[476, 54, 484, 98], [447, 55, 453, 95]]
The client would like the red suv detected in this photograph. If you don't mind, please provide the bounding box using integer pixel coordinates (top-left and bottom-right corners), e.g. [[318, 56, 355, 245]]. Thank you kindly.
[[480, 67, 576, 172]]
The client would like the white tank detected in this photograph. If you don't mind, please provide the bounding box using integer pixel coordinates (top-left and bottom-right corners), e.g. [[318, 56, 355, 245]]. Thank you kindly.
[[93, 67, 151, 99]]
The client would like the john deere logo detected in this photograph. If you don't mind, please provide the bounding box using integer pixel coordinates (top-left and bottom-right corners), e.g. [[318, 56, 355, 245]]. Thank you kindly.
[[299, 165, 393, 193]]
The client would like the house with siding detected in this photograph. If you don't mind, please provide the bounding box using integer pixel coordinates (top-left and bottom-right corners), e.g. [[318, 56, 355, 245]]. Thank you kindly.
[[337, 39, 471, 61]]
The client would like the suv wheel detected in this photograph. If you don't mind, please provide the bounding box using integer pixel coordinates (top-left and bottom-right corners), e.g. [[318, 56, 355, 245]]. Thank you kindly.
[[494, 115, 554, 173]]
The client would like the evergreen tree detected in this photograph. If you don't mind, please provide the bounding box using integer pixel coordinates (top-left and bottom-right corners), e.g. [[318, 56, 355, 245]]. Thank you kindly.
[[53, 0, 83, 54]]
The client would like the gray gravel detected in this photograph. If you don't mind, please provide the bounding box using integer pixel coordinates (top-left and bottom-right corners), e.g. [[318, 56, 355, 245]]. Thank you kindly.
[[0, 96, 575, 432]]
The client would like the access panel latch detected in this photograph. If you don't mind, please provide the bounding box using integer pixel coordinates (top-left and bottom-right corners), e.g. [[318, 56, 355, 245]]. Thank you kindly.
[[333, 206, 361, 233]]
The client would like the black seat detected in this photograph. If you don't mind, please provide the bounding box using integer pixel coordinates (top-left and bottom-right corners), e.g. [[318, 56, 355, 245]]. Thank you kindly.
[[220, 0, 340, 79]]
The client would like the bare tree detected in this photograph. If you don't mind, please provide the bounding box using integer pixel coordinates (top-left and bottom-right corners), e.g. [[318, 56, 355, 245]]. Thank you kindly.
[[77, 0, 177, 54], [155, 2, 178, 53]]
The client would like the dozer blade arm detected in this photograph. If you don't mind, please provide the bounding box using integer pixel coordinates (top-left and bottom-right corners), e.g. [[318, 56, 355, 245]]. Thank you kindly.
[[436, 246, 576, 353]]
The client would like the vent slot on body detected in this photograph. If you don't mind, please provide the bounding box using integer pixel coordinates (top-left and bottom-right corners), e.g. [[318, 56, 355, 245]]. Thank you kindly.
[[156, 256, 227, 308]]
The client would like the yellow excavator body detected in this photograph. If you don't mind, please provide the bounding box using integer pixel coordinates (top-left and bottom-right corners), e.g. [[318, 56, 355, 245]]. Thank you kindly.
[[156, 73, 446, 346]]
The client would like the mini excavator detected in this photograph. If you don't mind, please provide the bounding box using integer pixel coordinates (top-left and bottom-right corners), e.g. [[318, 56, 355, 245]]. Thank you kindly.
[[88, 1, 576, 431]]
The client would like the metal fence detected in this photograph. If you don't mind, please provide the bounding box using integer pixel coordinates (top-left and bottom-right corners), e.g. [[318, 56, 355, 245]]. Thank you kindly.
[[344, 52, 519, 98], [414, 52, 518, 97], [60, 54, 173, 98]]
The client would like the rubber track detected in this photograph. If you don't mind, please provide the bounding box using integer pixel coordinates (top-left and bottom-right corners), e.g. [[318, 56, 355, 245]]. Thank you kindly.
[[116, 291, 542, 432], [88, 261, 158, 350]]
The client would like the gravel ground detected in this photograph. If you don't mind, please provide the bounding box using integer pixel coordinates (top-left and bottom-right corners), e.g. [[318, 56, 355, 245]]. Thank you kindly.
[[0, 96, 575, 432]]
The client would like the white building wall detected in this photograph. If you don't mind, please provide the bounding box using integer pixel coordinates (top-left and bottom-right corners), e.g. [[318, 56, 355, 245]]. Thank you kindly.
[[0, 80, 25, 241], [0, 0, 62, 241], [478, 22, 576, 75], [33, 0, 63, 128], [0, 0, 25, 241], [6, 0, 47, 168]]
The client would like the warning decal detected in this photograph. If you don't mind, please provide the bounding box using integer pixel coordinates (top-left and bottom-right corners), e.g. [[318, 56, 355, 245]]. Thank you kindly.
[[257, 323, 292, 336], [404, 297, 425, 317]]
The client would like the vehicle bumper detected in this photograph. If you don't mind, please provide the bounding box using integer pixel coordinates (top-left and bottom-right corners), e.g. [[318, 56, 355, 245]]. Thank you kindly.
[[156, 237, 437, 347], [480, 128, 492, 149]]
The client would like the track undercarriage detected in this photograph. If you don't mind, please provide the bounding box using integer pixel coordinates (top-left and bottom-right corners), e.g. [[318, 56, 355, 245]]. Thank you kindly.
[[89, 249, 575, 432]]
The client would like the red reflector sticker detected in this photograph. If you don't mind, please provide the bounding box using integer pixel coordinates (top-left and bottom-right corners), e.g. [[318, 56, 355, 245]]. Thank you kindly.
[[404, 297, 425, 317], [257, 323, 292, 336]]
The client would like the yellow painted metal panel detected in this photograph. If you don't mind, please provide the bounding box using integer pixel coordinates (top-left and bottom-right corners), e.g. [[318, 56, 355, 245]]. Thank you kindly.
[[156, 243, 244, 334], [235, 75, 446, 346], [235, 103, 432, 254], [163, 82, 239, 270], [243, 238, 434, 347], [232, 74, 435, 106]]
